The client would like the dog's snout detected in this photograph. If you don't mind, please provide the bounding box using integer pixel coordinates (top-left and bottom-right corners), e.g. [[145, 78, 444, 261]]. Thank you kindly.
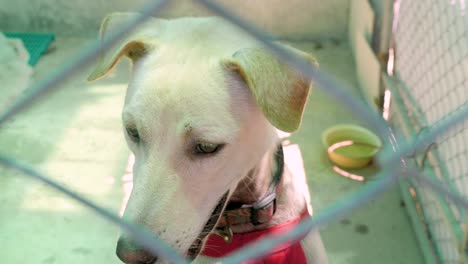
[[116, 237, 158, 264]]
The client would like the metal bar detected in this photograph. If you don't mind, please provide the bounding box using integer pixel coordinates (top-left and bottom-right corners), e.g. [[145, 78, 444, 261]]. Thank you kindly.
[[387, 76, 440, 263], [0, 154, 188, 264], [384, 74, 463, 202], [384, 75, 462, 244], [379, 102, 468, 173], [407, 169, 468, 211], [399, 179, 439, 264]]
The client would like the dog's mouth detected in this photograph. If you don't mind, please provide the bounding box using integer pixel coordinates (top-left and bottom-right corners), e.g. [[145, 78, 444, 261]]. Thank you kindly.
[[186, 191, 229, 260]]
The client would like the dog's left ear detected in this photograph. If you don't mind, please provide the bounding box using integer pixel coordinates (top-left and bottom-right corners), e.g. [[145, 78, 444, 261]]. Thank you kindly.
[[222, 45, 318, 132]]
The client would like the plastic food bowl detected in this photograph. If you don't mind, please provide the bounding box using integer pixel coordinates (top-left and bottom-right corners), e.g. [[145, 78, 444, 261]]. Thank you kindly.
[[322, 124, 382, 169]]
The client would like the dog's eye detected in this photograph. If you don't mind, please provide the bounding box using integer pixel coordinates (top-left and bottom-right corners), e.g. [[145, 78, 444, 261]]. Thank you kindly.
[[195, 143, 223, 154], [126, 127, 140, 142]]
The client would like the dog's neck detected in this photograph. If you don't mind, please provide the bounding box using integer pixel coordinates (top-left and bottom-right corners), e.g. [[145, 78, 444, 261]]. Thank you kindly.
[[229, 146, 277, 205], [227, 142, 306, 233]]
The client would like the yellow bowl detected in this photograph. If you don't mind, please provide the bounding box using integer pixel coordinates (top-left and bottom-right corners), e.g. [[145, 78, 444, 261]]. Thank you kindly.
[[322, 124, 382, 169]]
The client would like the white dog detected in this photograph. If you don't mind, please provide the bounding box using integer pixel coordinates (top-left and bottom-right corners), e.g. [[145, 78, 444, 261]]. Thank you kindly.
[[88, 13, 328, 264]]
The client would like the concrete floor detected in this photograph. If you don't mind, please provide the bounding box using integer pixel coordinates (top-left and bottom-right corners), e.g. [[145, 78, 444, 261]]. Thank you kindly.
[[0, 37, 424, 263]]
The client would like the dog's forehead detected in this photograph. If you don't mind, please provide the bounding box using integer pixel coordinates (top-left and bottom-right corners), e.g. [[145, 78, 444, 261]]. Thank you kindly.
[[134, 61, 227, 106], [123, 60, 239, 136]]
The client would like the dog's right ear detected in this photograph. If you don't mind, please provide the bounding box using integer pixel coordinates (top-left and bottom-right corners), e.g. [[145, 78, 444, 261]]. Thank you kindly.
[[222, 46, 317, 132], [87, 12, 165, 81]]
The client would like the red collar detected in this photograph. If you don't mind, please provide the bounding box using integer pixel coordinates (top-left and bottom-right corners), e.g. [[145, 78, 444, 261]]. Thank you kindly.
[[215, 144, 284, 229], [201, 208, 310, 258]]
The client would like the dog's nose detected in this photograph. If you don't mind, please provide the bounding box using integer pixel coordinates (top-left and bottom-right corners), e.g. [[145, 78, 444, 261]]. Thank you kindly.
[[116, 237, 158, 264]]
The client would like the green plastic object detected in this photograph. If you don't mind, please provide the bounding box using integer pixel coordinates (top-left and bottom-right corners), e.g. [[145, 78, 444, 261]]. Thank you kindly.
[[322, 124, 382, 169], [4, 32, 55, 66]]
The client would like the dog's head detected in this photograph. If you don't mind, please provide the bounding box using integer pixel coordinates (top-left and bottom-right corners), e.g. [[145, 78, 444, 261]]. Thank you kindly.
[[88, 13, 317, 264]]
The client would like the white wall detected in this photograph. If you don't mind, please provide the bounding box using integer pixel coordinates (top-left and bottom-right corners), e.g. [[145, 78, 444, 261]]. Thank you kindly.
[[0, 0, 350, 39]]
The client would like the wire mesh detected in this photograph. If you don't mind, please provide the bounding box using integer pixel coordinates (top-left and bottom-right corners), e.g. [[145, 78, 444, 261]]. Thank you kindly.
[[0, 0, 467, 263], [389, 0, 468, 262]]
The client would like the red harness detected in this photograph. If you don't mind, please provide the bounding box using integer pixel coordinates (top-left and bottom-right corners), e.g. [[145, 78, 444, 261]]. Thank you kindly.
[[201, 208, 310, 264]]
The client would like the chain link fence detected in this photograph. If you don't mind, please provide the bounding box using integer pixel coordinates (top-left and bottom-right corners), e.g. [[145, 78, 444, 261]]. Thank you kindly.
[[388, 0, 467, 263], [0, 0, 467, 263]]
